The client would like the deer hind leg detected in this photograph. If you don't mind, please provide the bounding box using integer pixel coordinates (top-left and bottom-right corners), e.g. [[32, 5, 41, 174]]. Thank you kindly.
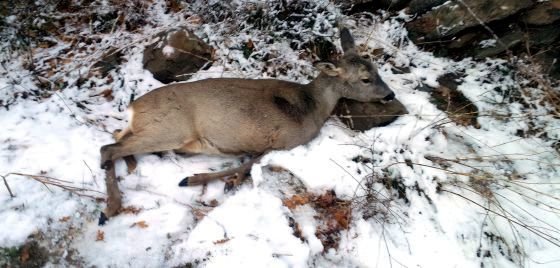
[[113, 128, 137, 174], [99, 131, 186, 222], [101, 131, 186, 169]]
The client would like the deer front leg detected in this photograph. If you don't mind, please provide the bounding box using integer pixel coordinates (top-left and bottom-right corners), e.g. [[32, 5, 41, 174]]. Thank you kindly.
[[113, 129, 138, 174]]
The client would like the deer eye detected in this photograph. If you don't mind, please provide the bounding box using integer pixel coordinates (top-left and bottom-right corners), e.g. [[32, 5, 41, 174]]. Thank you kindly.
[[361, 78, 371, 83]]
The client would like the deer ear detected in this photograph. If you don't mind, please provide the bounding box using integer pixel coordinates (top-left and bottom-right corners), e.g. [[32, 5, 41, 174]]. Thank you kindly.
[[340, 28, 356, 53], [316, 62, 342, 76]]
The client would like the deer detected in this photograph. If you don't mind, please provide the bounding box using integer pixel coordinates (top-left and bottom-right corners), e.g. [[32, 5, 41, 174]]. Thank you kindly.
[[99, 28, 395, 223]]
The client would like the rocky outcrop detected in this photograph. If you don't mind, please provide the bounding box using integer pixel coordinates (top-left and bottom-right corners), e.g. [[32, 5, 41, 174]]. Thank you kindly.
[[396, 0, 560, 79], [407, 0, 447, 15], [406, 0, 533, 41], [336, 0, 560, 72], [522, 1, 560, 25], [143, 28, 213, 84], [336, 0, 411, 13]]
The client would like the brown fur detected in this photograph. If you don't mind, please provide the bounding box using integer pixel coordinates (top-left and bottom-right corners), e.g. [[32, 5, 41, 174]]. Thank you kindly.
[[273, 90, 316, 123]]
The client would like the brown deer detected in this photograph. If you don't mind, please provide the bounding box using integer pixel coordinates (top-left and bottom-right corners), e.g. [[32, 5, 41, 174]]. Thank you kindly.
[[99, 28, 395, 222]]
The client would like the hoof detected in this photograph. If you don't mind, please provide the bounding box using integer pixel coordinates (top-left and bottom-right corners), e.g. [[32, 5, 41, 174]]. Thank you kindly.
[[224, 180, 235, 192], [124, 155, 137, 174], [101, 160, 113, 170], [224, 174, 244, 193], [178, 177, 189, 187], [98, 212, 109, 226]]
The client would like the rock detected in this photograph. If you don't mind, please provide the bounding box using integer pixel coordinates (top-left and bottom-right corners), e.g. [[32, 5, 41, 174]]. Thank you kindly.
[[522, 1, 560, 25], [406, 0, 534, 41], [143, 28, 213, 84], [534, 49, 560, 81], [333, 0, 371, 7], [337, 0, 410, 12], [429, 73, 480, 128], [448, 32, 478, 49], [332, 99, 408, 131], [474, 30, 523, 59], [93, 48, 124, 76], [407, 0, 447, 15], [474, 21, 560, 59], [527, 22, 560, 46]]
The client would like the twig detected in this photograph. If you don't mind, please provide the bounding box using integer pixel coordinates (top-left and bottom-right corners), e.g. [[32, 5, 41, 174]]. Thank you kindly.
[[1, 172, 104, 200], [442, 189, 560, 247], [83, 160, 99, 187], [1, 175, 15, 198]]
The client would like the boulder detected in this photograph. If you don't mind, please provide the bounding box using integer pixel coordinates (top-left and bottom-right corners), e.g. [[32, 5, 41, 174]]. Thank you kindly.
[[407, 0, 447, 15], [474, 30, 523, 59], [336, 0, 410, 12], [406, 0, 533, 41], [93, 48, 124, 76], [522, 1, 560, 25], [535, 49, 560, 80], [429, 73, 480, 128], [332, 99, 408, 131], [527, 22, 560, 46], [143, 28, 213, 84]]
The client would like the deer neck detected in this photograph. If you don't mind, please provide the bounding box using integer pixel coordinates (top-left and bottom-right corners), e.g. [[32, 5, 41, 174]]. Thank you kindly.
[[305, 73, 343, 124]]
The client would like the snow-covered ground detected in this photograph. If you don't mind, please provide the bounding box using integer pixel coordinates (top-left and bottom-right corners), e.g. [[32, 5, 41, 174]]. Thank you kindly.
[[1, 1, 559, 267]]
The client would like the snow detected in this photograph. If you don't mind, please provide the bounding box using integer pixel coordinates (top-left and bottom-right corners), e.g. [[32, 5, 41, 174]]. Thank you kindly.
[[1, 0, 560, 267], [162, 45, 175, 57]]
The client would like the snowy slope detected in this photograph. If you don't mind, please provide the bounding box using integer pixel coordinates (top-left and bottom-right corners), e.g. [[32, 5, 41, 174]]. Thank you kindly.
[[1, 1, 559, 267]]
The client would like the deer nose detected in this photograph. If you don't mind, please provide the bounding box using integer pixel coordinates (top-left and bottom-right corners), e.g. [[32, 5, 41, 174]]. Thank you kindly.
[[383, 92, 395, 102]]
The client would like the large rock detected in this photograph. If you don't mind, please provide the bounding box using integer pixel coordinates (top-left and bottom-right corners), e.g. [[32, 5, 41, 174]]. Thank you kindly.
[[535, 49, 560, 80], [429, 73, 479, 128], [143, 28, 213, 84], [332, 99, 407, 131], [474, 21, 560, 59], [335, 0, 410, 12], [474, 30, 523, 59], [407, 0, 533, 41], [407, 0, 447, 15], [522, 1, 560, 25]]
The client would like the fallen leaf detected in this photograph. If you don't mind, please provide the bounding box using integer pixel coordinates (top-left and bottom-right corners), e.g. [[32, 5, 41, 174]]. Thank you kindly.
[[96, 230, 105, 241], [247, 39, 254, 50], [209, 199, 219, 207], [59, 216, 71, 222], [20, 245, 30, 263], [315, 190, 336, 208], [333, 208, 351, 229], [100, 89, 114, 101], [192, 208, 208, 221], [130, 220, 149, 228], [213, 238, 230, 244], [120, 206, 142, 214], [282, 194, 310, 209]]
